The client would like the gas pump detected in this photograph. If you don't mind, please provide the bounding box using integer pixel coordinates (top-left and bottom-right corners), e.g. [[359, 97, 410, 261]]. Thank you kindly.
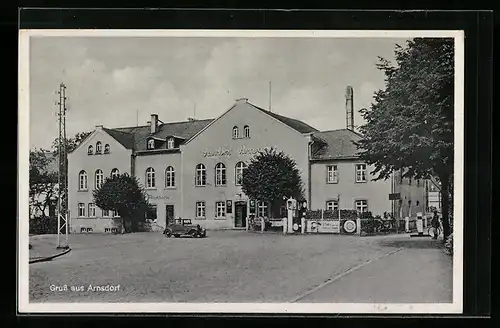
[[296, 201, 307, 233], [286, 197, 297, 233], [286, 198, 307, 233]]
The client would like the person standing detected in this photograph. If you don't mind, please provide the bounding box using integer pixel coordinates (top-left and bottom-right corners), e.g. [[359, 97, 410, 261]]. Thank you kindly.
[[431, 211, 440, 239]]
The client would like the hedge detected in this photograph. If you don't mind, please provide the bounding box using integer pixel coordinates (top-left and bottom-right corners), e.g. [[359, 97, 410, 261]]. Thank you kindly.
[[305, 209, 358, 221], [29, 216, 58, 235]]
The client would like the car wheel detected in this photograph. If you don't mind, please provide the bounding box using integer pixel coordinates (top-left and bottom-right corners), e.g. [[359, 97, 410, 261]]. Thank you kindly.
[[164, 228, 172, 238]]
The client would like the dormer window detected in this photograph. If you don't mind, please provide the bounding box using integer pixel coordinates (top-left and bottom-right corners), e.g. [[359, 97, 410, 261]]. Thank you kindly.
[[147, 139, 155, 150], [244, 125, 250, 138], [104, 144, 110, 154], [96, 141, 102, 154], [232, 126, 239, 139], [167, 137, 175, 149], [87, 145, 94, 155]]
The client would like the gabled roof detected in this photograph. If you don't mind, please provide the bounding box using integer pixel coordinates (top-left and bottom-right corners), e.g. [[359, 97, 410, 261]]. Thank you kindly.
[[311, 129, 363, 160], [102, 128, 136, 150], [108, 119, 213, 151], [252, 104, 319, 134], [97, 99, 318, 152]]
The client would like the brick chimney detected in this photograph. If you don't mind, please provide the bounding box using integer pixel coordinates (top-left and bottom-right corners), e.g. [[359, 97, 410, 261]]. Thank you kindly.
[[150, 114, 158, 134], [345, 86, 354, 131]]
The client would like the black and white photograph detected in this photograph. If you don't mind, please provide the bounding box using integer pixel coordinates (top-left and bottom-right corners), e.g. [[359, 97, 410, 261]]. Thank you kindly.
[[19, 29, 464, 314]]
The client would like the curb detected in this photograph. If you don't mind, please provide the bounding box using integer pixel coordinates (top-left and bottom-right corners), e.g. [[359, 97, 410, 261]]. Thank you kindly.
[[29, 247, 71, 264]]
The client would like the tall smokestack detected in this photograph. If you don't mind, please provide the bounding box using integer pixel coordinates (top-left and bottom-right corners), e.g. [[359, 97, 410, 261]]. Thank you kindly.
[[345, 86, 354, 131]]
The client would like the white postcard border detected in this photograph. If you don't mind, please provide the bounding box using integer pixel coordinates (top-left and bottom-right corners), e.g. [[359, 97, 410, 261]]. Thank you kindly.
[[18, 29, 465, 314]]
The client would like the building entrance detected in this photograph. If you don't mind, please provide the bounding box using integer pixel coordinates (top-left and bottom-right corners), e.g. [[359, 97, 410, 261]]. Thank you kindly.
[[165, 205, 175, 225], [234, 201, 247, 228]]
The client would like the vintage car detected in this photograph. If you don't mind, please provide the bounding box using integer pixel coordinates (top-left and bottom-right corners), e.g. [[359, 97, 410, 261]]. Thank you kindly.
[[163, 218, 206, 238]]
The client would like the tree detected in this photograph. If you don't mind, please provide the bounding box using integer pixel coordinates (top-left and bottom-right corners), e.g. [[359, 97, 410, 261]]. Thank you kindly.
[[241, 147, 304, 217], [29, 148, 58, 219], [92, 173, 149, 233], [354, 38, 454, 239], [52, 131, 92, 156]]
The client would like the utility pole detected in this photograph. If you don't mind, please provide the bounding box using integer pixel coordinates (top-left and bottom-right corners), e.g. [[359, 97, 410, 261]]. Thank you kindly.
[[56, 82, 69, 249]]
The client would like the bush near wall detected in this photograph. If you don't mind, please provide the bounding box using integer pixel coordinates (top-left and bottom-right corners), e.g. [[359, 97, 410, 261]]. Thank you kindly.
[[305, 209, 358, 221], [29, 216, 58, 235], [444, 233, 453, 255]]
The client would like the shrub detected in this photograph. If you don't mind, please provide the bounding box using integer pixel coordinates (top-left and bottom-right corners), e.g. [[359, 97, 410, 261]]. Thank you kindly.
[[305, 209, 358, 221], [29, 216, 58, 235], [444, 233, 453, 256]]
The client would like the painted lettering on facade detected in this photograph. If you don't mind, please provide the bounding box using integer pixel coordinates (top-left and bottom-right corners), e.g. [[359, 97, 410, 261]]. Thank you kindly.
[[202, 146, 268, 158], [238, 146, 266, 156], [148, 195, 170, 200], [203, 149, 232, 158]]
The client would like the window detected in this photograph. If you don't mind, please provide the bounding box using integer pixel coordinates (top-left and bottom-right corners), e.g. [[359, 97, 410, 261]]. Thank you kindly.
[[215, 163, 226, 186], [146, 167, 156, 188], [244, 125, 250, 138], [257, 201, 269, 218], [232, 126, 239, 139], [196, 201, 206, 218], [78, 203, 86, 217], [195, 164, 206, 186], [87, 145, 93, 155], [96, 141, 102, 154], [327, 165, 338, 183], [95, 169, 104, 189], [355, 200, 368, 213], [110, 168, 120, 179], [147, 139, 155, 149], [235, 161, 247, 185], [167, 138, 175, 149], [112, 210, 120, 217], [102, 209, 110, 217], [215, 201, 226, 218], [165, 166, 175, 188], [104, 144, 110, 154], [78, 170, 88, 190], [88, 203, 96, 217], [326, 200, 339, 211], [355, 164, 367, 183]]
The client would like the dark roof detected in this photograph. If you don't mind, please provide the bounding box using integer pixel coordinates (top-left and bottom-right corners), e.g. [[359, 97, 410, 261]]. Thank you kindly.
[[251, 104, 319, 134], [107, 119, 213, 151], [102, 128, 136, 150], [311, 129, 363, 160], [101, 100, 318, 152]]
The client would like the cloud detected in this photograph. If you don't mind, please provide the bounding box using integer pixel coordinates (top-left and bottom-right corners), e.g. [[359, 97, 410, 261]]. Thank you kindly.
[[28, 36, 406, 150]]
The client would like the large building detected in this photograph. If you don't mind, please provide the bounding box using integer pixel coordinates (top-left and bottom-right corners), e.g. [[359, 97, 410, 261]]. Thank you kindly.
[[68, 93, 427, 233]]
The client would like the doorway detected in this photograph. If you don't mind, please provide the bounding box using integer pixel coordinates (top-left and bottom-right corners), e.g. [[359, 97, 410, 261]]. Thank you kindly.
[[165, 205, 175, 225], [234, 201, 247, 228]]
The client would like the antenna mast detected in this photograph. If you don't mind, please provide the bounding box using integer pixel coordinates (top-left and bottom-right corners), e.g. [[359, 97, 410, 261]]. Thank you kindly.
[[56, 82, 69, 249]]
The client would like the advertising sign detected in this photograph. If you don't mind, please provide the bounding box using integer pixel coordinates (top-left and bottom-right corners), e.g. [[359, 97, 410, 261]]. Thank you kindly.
[[307, 220, 340, 234]]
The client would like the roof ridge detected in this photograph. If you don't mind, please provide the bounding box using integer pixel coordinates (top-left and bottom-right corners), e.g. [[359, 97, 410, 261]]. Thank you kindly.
[[110, 118, 214, 131]]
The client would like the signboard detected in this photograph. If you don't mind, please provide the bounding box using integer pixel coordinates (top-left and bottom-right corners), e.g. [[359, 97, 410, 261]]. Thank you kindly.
[[389, 193, 401, 200], [306, 220, 340, 234], [226, 200, 232, 214], [343, 220, 357, 233]]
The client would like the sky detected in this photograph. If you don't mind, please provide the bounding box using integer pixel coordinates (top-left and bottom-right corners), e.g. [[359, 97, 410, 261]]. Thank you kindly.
[[28, 36, 409, 150]]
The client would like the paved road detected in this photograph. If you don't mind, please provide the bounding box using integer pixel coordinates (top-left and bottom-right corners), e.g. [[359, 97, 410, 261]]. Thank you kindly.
[[28, 231, 452, 303]]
